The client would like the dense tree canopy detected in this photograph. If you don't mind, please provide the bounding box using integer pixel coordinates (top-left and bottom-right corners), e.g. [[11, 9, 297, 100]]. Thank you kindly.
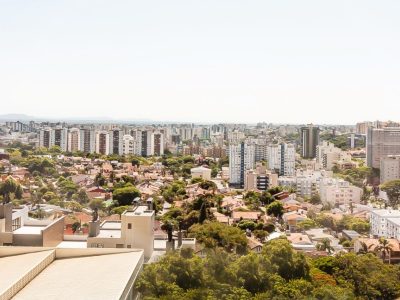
[[112, 184, 141, 206], [381, 179, 400, 209], [136, 238, 400, 300]]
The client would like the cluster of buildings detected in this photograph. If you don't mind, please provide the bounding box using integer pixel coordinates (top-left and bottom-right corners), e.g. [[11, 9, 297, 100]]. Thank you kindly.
[[38, 126, 165, 157], [228, 141, 296, 188]]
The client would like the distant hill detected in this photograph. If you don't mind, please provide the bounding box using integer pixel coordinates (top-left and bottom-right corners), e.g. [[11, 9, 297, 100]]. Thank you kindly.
[[0, 114, 37, 121], [0, 113, 155, 124]]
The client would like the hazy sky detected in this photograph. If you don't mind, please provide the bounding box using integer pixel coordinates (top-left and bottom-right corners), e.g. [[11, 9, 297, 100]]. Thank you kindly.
[[1, 1, 400, 124]]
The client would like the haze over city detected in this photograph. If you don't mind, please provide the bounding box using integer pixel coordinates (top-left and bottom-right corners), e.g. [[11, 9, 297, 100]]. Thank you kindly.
[[2, 0, 400, 124]]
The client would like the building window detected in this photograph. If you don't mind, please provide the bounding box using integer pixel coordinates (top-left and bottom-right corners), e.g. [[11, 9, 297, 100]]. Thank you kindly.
[[12, 217, 21, 231], [128, 223, 132, 229], [127, 245, 131, 248]]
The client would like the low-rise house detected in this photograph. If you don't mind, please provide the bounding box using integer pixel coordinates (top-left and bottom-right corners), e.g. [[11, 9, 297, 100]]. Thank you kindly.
[[191, 166, 212, 181], [247, 236, 263, 253], [283, 211, 308, 232], [231, 211, 261, 222], [341, 230, 361, 241], [354, 238, 400, 263], [213, 211, 230, 224], [305, 228, 343, 252], [285, 233, 316, 251]]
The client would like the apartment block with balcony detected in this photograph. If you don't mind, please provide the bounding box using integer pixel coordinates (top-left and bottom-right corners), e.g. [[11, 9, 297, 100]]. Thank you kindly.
[[370, 209, 400, 237]]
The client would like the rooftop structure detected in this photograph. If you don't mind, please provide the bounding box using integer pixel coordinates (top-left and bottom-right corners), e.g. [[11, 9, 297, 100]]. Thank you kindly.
[[0, 247, 144, 300]]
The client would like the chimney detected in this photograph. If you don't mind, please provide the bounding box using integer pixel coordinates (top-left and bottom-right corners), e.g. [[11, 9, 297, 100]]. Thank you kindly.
[[177, 231, 183, 248], [0, 203, 13, 232], [146, 198, 153, 211], [88, 220, 100, 237], [132, 197, 141, 207]]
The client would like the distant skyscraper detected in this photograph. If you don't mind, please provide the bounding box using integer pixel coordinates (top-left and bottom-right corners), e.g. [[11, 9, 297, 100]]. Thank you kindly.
[[301, 124, 320, 159], [229, 142, 255, 188], [367, 127, 400, 168]]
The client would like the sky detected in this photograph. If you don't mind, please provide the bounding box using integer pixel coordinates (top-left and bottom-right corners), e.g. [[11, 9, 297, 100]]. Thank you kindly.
[[1, 1, 400, 124]]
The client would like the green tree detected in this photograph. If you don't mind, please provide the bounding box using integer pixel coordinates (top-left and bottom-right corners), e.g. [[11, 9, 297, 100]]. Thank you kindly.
[[189, 222, 248, 253], [73, 189, 90, 204], [94, 173, 107, 186], [266, 201, 284, 218], [112, 185, 141, 206], [228, 252, 272, 294], [374, 237, 393, 264], [198, 202, 207, 224], [66, 200, 83, 212], [71, 221, 81, 233], [262, 238, 310, 280], [88, 198, 104, 211], [381, 179, 400, 208], [297, 219, 318, 230], [316, 238, 334, 254], [111, 205, 130, 216], [0, 177, 21, 203]]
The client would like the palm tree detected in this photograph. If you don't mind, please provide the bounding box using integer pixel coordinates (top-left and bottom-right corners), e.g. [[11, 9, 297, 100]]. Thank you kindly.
[[374, 237, 393, 264], [317, 238, 334, 255], [357, 241, 371, 254]]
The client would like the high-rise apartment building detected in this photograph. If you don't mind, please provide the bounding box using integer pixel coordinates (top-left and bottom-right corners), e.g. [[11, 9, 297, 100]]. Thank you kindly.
[[229, 142, 255, 188], [80, 127, 96, 153], [301, 124, 320, 159], [380, 155, 400, 183], [367, 127, 400, 168], [355, 121, 373, 135], [109, 129, 123, 155], [152, 132, 164, 156], [53, 126, 68, 151], [39, 127, 67, 151], [67, 128, 80, 152], [316, 141, 351, 171], [141, 130, 152, 157], [39, 127, 52, 148], [96, 131, 109, 155], [267, 143, 295, 176], [123, 134, 135, 155], [244, 163, 278, 191]]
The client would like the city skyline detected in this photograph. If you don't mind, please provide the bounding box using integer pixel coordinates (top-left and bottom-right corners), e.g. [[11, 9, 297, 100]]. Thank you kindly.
[[1, 1, 400, 124]]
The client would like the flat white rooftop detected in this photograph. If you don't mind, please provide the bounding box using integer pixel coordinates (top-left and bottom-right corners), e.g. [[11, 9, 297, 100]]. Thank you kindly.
[[387, 217, 400, 226], [101, 221, 121, 230], [13, 226, 46, 235], [124, 206, 154, 217], [372, 209, 400, 217], [56, 241, 87, 248], [97, 229, 121, 238], [0, 250, 54, 297], [7, 249, 144, 300]]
